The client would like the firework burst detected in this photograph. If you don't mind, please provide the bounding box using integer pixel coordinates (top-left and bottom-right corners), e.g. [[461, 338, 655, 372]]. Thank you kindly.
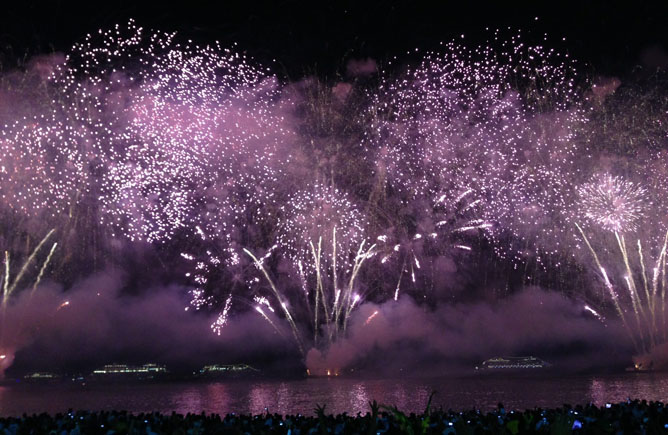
[[578, 173, 649, 233]]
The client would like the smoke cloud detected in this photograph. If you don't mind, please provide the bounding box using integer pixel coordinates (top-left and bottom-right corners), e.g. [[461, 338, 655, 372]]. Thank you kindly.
[[5, 271, 295, 377], [307, 288, 631, 376]]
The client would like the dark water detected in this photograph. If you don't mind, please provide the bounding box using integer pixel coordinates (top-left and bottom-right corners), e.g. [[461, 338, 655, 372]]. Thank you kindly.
[[1, 373, 668, 417]]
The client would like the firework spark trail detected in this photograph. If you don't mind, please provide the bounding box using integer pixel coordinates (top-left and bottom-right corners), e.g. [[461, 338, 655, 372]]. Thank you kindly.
[[574, 223, 638, 347], [244, 248, 305, 356], [575, 170, 668, 354], [2, 229, 55, 306], [244, 227, 375, 352], [210, 294, 233, 336], [584, 305, 605, 323], [254, 306, 284, 338], [0, 231, 64, 375], [364, 310, 379, 326], [31, 243, 58, 294]]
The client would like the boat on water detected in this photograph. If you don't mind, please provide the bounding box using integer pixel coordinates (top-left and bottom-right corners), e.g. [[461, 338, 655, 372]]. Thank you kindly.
[[625, 361, 654, 372], [88, 363, 170, 382], [197, 364, 261, 379], [475, 356, 551, 371]]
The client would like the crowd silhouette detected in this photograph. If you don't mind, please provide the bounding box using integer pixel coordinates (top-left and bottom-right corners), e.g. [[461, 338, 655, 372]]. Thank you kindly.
[[1, 399, 667, 434]]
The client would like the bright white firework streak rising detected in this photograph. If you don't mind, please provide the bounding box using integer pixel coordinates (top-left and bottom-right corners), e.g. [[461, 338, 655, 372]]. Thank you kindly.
[[454, 245, 472, 251], [576, 223, 639, 351], [333, 289, 341, 317], [309, 237, 327, 346], [616, 232, 648, 350], [624, 275, 644, 338], [5, 229, 55, 302], [31, 242, 58, 294], [332, 228, 339, 324], [341, 241, 376, 334], [3, 229, 56, 308], [394, 270, 403, 301], [2, 251, 8, 306], [243, 248, 305, 356], [637, 239, 655, 337], [297, 260, 308, 295], [334, 239, 373, 341], [351, 294, 360, 308]]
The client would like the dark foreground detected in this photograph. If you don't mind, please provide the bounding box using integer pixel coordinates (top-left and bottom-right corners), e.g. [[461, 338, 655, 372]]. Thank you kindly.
[[2, 400, 668, 434]]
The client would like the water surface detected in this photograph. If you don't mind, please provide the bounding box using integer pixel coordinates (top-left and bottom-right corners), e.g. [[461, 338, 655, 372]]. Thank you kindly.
[[1, 373, 667, 417]]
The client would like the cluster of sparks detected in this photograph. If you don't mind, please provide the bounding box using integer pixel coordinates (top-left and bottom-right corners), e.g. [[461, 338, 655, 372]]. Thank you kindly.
[[578, 174, 649, 233], [2, 21, 668, 359], [276, 184, 367, 267], [368, 30, 586, 265], [575, 171, 668, 354]]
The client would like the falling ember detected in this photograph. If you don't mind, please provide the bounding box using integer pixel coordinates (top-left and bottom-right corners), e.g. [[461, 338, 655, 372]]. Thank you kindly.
[[584, 305, 604, 322], [453, 223, 494, 233], [211, 294, 233, 335], [364, 310, 379, 325]]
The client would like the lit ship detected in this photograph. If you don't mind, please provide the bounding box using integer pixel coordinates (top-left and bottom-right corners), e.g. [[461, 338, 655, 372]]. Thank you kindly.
[[475, 356, 550, 370], [23, 372, 61, 383], [90, 363, 168, 381], [197, 364, 260, 379]]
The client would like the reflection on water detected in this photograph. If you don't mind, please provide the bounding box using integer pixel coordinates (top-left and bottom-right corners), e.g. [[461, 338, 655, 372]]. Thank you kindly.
[[589, 373, 668, 405], [349, 383, 368, 412], [2, 373, 668, 416]]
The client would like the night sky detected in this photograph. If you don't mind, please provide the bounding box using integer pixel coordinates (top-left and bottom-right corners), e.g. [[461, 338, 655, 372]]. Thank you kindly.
[[1, 1, 667, 77]]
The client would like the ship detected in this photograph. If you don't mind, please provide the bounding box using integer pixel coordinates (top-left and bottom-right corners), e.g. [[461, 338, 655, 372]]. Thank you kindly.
[[89, 363, 169, 381], [23, 372, 61, 383], [475, 356, 551, 371], [197, 364, 261, 379]]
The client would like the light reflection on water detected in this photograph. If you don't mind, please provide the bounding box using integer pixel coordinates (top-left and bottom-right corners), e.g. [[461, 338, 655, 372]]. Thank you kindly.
[[2, 373, 668, 417]]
